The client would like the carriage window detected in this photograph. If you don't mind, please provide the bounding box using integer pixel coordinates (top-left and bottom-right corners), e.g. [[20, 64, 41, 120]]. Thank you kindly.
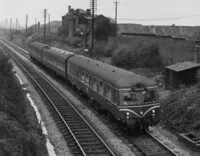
[[74, 66, 78, 76], [93, 77, 97, 91], [60, 62, 63, 71], [85, 73, 89, 86], [99, 81, 104, 95], [77, 68, 81, 79], [107, 85, 111, 100], [63, 62, 65, 71], [89, 76, 93, 88], [103, 84, 107, 97], [111, 88, 117, 103], [81, 72, 85, 83], [69, 63, 72, 74]]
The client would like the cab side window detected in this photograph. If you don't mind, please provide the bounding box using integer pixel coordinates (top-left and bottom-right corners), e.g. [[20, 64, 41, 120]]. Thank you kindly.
[[111, 88, 117, 104], [107, 85, 111, 100], [85, 73, 89, 86], [93, 77, 97, 91], [81, 71, 85, 83], [103, 84, 107, 97], [99, 81, 104, 95], [89, 75, 93, 88]]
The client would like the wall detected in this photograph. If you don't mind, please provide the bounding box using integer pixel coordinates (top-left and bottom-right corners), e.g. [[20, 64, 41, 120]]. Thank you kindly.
[[118, 33, 200, 65]]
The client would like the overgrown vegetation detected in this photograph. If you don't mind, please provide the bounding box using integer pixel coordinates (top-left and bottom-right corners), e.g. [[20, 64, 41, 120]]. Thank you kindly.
[[0, 49, 47, 156], [112, 42, 163, 68], [93, 38, 118, 57], [32, 34, 82, 48], [162, 84, 200, 132]]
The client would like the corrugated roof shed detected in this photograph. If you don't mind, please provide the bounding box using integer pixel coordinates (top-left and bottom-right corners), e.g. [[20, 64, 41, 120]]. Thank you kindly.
[[165, 61, 200, 72]]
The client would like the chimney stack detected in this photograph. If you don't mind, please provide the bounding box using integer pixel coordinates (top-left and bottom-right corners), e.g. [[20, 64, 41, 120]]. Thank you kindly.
[[70, 9, 74, 14], [68, 5, 71, 13], [86, 9, 91, 16]]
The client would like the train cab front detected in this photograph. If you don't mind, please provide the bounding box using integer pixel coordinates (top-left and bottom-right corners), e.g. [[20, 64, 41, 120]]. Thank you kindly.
[[118, 85, 160, 131]]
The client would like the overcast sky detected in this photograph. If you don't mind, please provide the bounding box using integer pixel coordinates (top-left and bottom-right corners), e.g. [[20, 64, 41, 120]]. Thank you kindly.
[[1, 0, 200, 28]]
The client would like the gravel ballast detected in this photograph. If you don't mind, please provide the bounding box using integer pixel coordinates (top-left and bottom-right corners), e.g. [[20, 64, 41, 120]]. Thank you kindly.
[[13, 64, 73, 156]]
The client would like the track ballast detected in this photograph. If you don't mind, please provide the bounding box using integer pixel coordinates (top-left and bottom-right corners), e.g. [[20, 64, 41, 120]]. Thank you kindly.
[[1, 40, 116, 156]]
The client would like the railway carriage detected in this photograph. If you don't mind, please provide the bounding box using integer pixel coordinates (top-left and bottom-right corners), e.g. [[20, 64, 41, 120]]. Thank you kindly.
[[67, 55, 160, 131], [29, 42, 74, 78], [29, 42, 49, 63], [42, 47, 74, 78]]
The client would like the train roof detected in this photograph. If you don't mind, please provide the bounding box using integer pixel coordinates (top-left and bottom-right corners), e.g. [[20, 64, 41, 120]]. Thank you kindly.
[[29, 42, 50, 50], [51, 47, 74, 54], [68, 55, 156, 88], [44, 47, 74, 61]]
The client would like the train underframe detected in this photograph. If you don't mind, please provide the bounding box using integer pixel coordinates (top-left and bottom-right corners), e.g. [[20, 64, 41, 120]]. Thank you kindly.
[[125, 117, 156, 132]]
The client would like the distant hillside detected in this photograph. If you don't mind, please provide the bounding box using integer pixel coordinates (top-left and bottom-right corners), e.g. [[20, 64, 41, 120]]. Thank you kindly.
[[28, 20, 200, 39], [118, 24, 200, 39], [28, 20, 61, 34]]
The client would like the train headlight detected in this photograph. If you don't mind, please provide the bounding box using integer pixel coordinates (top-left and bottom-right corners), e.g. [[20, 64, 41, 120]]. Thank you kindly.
[[152, 110, 155, 116], [140, 111, 143, 115], [126, 112, 130, 118], [124, 101, 128, 105]]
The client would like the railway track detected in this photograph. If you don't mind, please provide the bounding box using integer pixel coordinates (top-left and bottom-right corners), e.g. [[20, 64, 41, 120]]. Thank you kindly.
[[99, 111, 178, 156], [1, 40, 116, 156], [131, 132, 178, 156], [2, 40, 179, 156]]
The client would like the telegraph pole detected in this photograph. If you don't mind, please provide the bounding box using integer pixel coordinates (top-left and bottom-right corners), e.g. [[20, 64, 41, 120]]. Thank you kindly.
[[26, 14, 28, 38], [9, 18, 12, 41], [10, 18, 12, 31], [90, 0, 97, 58], [35, 18, 37, 33], [114, 0, 119, 37], [44, 8, 47, 38], [16, 18, 18, 30], [5, 18, 8, 29], [38, 22, 40, 34], [48, 14, 50, 34], [194, 45, 200, 63]]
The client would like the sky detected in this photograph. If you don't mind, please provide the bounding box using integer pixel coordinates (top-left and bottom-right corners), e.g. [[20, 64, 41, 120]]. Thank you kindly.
[[1, 0, 200, 28]]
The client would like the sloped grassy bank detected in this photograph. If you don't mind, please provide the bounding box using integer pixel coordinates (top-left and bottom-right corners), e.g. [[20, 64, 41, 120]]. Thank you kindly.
[[161, 84, 200, 132], [0, 49, 48, 155]]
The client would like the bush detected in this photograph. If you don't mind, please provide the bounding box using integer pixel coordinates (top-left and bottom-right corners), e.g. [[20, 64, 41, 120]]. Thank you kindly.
[[104, 38, 118, 57], [162, 84, 200, 132], [93, 39, 118, 57], [0, 47, 47, 156], [0, 49, 26, 120], [111, 42, 162, 68], [93, 41, 106, 56]]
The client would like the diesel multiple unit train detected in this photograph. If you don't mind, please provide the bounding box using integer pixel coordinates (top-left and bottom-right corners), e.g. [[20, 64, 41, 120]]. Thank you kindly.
[[29, 42, 160, 131]]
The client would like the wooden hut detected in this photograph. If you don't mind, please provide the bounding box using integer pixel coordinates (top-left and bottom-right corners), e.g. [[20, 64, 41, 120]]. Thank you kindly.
[[165, 61, 200, 90]]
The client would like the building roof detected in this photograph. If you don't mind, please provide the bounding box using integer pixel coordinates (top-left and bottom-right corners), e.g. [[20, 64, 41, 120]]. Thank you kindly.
[[76, 9, 86, 14], [165, 61, 200, 72], [68, 55, 156, 88]]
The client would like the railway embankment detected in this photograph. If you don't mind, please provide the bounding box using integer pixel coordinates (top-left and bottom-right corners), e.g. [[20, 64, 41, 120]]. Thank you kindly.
[[0, 48, 48, 155]]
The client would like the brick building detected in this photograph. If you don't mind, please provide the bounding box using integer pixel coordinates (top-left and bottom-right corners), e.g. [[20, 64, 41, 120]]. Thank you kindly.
[[61, 6, 110, 41]]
